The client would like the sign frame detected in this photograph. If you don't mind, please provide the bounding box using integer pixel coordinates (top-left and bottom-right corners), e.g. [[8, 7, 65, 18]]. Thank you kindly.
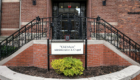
[[51, 42, 84, 55]]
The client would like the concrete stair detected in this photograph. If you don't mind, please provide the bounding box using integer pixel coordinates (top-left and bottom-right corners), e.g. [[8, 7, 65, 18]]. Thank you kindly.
[[0, 36, 8, 42]]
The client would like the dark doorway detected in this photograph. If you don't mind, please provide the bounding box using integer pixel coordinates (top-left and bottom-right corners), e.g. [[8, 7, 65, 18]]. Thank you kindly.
[[52, 1, 86, 39]]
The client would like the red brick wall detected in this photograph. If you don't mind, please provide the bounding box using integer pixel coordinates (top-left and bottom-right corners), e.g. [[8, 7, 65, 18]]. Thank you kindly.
[[1, 2, 20, 28], [5, 45, 33, 66], [132, 74, 140, 80], [1, 2, 20, 36], [90, 0, 140, 44], [1, 30, 17, 36], [91, 0, 118, 22], [4, 44, 131, 69], [117, 0, 140, 44], [21, 0, 49, 22]]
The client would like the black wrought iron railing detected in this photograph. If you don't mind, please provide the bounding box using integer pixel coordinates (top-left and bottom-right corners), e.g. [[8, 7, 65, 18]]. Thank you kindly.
[[0, 14, 140, 64], [87, 16, 140, 63], [0, 17, 51, 60]]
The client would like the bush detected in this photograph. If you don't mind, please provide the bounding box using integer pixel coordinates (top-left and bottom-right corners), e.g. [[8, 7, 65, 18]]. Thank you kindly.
[[51, 57, 84, 77]]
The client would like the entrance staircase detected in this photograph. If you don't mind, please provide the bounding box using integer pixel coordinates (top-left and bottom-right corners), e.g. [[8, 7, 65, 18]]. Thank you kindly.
[[0, 15, 140, 64]]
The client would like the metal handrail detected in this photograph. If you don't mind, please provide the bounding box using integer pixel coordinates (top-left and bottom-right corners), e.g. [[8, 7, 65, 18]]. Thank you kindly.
[[0, 17, 50, 60], [0, 14, 140, 64]]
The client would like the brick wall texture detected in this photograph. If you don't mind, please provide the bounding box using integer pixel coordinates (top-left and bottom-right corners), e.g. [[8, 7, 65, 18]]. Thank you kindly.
[[132, 74, 140, 80], [1, 2, 20, 28], [4, 44, 131, 68], [1, 2, 20, 36]]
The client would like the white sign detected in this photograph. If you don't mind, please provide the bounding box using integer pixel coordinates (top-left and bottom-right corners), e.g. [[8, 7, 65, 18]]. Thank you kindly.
[[51, 42, 83, 55]]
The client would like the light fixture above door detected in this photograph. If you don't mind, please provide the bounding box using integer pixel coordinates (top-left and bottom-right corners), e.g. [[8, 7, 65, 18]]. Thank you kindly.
[[32, 0, 36, 5]]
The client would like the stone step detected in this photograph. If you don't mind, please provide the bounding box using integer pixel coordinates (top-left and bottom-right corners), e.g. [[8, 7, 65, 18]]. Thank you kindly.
[[0, 36, 8, 42]]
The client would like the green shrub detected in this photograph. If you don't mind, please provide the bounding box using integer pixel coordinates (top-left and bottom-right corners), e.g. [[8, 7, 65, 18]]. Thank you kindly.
[[51, 57, 84, 77]]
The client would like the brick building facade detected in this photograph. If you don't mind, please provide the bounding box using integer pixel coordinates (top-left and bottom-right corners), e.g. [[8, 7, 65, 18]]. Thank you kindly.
[[1, 0, 140, 43], [0, 0, 140, 43], [0, 0, 140, 79]]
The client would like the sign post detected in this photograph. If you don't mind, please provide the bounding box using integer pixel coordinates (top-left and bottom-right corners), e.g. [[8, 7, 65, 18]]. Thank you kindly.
[[47, 39, 50, 71]]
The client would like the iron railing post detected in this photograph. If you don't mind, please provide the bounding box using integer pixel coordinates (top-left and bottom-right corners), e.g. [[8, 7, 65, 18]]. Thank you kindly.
[[18, 30, 20, 48], [111, 27, 112, 44], [0, 43, 1, 60], [85, 38, 87, 70], [25, 26, 26, 44], [6, 39, 7, 56], [94, 19, 95, 37], [85, 18, 87, 38], [31, 22, 32, 40], [47, 38, 50, 71], [129, 39, 131, 57], [42, 18, 43, 37], [36, 18, 37, 40], [104, 23, 106, 40], [117, 30, 119, 48], [135, 43, 137, 61], [12, 35, 14, 53], [96, 16, 100, 40], [123, 35, 124, 52]]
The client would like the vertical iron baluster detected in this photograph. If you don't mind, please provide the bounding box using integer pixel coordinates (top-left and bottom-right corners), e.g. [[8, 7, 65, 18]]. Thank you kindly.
[[31, 22, 32, 40], [12, 35, 14, 53], [39, 20, 40, 39], [0, 42, 1, 60], [98, 22, 100, 40], [36, 19, 37, 40], [28, 27, 29, 42], [49, 18, 51, 39], [38, 20, 39, 40], [6, 39, 7, 57], [95, 19, 97, 39], [22, 32, 23, 46], [111, 27, 112, 44], [129, 39, 131, 57], [117, 30, 119, 48], [18, 30, 20, 48], [85, 38, 87, 70], [25, 26, 26, 44], [47, 39, 50, 71], [42, 18, 43, 37], [123, 35, 124, 52], [85, 18, 87, 39], [40, 20, 41, 39], [90, 19, 91, 37], [94, 19, 95, 37], [135, 43, 137, 61], [104, 23, 106, 40]]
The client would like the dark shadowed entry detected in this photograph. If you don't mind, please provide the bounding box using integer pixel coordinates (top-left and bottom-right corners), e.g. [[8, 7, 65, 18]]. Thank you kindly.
[[52, 2, 86, 39]]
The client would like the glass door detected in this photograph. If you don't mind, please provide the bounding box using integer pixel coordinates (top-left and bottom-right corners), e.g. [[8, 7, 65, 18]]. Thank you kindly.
[[52, 2, 86, 39]]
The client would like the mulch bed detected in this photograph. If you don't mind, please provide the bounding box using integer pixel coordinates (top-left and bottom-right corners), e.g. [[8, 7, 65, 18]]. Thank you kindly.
[[8, 66, 127, 79]]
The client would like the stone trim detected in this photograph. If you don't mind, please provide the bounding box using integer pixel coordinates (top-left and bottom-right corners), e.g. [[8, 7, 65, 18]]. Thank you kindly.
[[0, 65, 140, 80], [2, 0, 20, 2], [1, 28, 19, 31], [21, 22, 47, 25], [91, 22, 118, 26]]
